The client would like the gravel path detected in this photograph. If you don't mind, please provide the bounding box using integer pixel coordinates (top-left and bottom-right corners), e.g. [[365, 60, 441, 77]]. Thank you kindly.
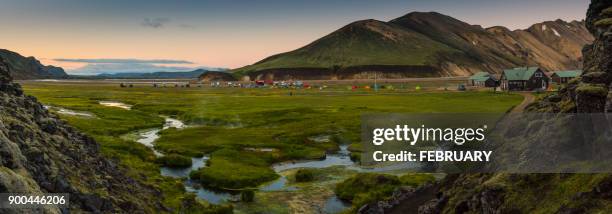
[[511, 92, 536, 113]]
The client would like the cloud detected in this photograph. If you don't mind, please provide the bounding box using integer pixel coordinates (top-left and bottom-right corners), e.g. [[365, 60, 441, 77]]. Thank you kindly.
[[178, 24, 197, 30], [141, 17, 170, 28], [55, 58, 228, 75], [67, 63, 199, 75], [54, 58, 193, 64]]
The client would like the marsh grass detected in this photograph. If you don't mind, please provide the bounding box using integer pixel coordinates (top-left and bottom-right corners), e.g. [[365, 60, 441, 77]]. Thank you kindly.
[[335, 173, 436, 212], [21, 81, 521, 209]]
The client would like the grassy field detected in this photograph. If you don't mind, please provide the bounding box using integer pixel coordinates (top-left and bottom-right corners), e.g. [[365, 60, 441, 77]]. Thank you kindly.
[[20, 80, 522, 211]]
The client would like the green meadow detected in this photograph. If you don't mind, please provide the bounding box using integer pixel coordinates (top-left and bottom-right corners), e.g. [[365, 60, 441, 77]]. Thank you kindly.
[[20, 81, 522, 212]]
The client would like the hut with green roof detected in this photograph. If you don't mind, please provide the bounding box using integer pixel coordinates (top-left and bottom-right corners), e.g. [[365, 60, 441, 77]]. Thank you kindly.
[[468, 72, 498, 87], [500, 67, 549, 91], [551, 70, 582, 84]]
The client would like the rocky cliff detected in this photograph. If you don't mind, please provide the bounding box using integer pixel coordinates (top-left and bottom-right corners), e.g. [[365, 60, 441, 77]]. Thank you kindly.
[[0, 49, 68, 80], [527, 0, 611, 113], [0, 57, 164, 212]]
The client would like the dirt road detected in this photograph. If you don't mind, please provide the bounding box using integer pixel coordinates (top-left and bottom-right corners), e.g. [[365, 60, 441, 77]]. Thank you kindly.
[[511, 92, 536, 113]]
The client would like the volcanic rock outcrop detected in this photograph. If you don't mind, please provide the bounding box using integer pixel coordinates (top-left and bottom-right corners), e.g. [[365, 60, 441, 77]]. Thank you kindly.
[[0, 57, 164, 213]]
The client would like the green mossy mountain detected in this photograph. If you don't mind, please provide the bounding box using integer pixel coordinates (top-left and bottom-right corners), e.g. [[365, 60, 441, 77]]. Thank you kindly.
[[0, 49, 68, 80], [233, 12, 593, 80], [233, 19, 457, 79]]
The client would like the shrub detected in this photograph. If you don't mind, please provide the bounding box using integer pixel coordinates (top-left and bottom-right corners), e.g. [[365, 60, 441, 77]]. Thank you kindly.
[[350, 153, 361, 163], [334, 173, 401, 201], [295, 169, 315, 182], [240, 190, 255, 202], [399, 173, 436, 187], [156, 154, 192, 168]]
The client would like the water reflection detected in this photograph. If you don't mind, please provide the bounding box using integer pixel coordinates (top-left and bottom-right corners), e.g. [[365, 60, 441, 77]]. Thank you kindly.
[[260, 176, 298, 192], [184, 180, 239, 204], [323, 196, 351, 214], [272, 145, 353, 172], [161, 156, 208, 178], [99, 101, 132, 110]]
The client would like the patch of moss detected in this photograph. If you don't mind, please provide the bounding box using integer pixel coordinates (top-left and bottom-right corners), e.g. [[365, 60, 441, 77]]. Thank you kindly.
[[576, 84, 608, 97], [190, 149, 279, 189], [594, 18, 612, 27], [600, 7, 612, 16], [179, 193, 233, 214], [334, 173, 400, 203], [399, 173, 436, 187], [559, 99, 577, 113], [295, 169, 316, 182], [567, 77, 581, 86], [334, 173, 438, 212]]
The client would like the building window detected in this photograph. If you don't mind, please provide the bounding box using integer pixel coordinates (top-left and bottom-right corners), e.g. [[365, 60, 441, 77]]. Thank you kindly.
[[535, 72, 542, 77]]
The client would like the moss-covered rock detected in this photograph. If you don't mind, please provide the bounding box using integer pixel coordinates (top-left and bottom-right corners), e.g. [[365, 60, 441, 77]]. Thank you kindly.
[[179, 193, 233, 214], [0, 59, 165, 212], [399, 173, 436, 187], [581, 72, 609, 84], [601, 7, 612, 16], [576, 84, 608, 97], [294, 169, 316, 182], [189, 150, 279, 189], [334, 173, 401, 201], [594, 18, 612, 27]]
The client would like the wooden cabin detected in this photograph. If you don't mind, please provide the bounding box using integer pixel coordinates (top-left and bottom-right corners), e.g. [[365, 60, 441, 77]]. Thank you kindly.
[[500, 67, 549, 91], [551, 70, 582, 84], [468, 72, 498, 87]]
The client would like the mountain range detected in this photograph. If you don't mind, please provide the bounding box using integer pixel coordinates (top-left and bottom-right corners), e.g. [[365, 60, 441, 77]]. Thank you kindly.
[[232, 12, 594, 80], [94, 69, 216, 79], [0, 49, 68, 79]]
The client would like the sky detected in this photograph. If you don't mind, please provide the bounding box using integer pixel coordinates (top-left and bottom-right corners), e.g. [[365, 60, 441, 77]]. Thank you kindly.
[[0, 0, 590, 74]]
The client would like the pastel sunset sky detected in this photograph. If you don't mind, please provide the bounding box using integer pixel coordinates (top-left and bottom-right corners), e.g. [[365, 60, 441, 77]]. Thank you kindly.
[[0, 0, 589, 74]]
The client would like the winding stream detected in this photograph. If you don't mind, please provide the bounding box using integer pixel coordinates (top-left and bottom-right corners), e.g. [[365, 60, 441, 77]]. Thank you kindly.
[[130, 116, 239, 204], [44, 105, 95, 117], [131, 115, 411, 212]]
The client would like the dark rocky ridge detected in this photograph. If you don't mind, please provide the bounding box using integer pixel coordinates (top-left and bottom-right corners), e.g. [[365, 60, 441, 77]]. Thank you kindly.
[[0, 49, 68, 80], [526, 0, 611, 113], [0, 57, 164, 212]]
